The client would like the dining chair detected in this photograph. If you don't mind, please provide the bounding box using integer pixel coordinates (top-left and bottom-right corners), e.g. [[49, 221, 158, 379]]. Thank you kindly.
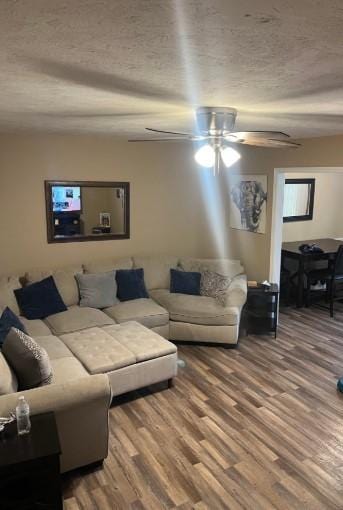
[[305, 245, 343, 317]]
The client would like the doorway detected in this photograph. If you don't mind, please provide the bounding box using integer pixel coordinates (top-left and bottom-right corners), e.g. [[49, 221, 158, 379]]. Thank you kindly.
[[269, 166, 343, 290]]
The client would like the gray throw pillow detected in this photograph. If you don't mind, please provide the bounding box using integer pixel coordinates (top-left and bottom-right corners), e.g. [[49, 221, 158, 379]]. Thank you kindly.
[[2, 328, 53, 390], [200, 271, 232, 306], [75, 271, 119, 309]]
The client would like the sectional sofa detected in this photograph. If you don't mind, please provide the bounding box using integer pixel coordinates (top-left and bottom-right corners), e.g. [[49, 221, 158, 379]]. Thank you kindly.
[[0, 255, 247, 472]]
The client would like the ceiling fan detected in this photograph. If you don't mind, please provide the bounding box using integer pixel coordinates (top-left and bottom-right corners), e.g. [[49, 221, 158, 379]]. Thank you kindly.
[[129, 107, 301, 175]]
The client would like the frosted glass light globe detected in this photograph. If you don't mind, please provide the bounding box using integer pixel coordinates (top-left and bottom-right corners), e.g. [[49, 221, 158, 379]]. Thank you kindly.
[[194, 144, 215, 167], [220, 146, 241, 167]]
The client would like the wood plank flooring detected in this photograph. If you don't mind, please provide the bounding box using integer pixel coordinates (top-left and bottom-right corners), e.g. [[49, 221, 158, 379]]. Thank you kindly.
[[63, 305, 343, 509]]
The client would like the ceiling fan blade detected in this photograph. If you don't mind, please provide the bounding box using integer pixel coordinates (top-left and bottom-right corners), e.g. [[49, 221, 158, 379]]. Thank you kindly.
[[128, 137, 192, 142], [146, 127, 193, 136], [227, 131, 291, 141], [233, 138, 301, 148]]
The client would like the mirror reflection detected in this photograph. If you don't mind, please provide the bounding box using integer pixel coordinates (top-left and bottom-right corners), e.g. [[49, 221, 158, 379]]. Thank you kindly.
[[45, 181, 130, 243], [283, 179, 315, 223]]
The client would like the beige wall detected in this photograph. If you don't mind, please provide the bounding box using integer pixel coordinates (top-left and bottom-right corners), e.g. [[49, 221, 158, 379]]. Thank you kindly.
[[0, 134, 203, 276], [282, 172, 343, 242], [1, 133, 343, 281]]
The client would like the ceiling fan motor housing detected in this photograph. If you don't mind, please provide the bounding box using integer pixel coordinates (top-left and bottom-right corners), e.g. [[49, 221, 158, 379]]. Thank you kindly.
[[196, 106, 237, 136]]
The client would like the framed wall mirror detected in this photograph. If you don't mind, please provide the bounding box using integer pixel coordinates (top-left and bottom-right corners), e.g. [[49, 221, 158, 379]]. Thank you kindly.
[[283, 178, 315, 223], [45, 181, 130, 243]]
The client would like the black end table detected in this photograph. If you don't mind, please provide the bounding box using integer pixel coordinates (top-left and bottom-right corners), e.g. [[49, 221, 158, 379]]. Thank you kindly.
[[0, 411, 62, 510], [243, 283, 279, 338]]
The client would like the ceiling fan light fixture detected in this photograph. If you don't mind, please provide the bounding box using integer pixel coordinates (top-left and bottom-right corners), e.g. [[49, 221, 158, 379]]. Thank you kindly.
[[194, 144, 215, 167], [220, 146, 241, 168]]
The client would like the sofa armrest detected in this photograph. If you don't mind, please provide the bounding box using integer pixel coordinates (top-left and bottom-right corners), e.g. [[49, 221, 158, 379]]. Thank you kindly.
[[225, 274, 247, 307], [0, 374, 112, 472]]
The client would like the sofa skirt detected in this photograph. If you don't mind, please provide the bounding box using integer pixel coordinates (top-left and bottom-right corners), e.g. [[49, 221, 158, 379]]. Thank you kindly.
[[169, 321, 239, 345]]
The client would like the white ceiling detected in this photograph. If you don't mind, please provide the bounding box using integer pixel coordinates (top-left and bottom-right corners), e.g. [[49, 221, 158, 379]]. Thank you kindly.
[[1, 0, 343, 138]]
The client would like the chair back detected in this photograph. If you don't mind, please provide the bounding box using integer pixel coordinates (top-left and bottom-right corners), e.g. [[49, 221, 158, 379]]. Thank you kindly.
[[334, 245, 343, 276]]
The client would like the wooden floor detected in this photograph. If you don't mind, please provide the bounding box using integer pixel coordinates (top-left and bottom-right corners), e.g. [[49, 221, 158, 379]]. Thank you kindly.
[[63, 305, 343, 509]]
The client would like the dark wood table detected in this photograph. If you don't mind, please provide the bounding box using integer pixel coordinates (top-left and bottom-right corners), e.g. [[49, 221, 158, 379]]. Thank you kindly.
[[0, 412, 62, 510], [243, 283, 279, 338], [281, 238, 343, 308]]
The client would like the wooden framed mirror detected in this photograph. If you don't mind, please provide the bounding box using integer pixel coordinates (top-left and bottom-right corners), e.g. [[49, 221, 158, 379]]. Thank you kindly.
[[283, 178, 315, 223], [45, 181, 130, 243]]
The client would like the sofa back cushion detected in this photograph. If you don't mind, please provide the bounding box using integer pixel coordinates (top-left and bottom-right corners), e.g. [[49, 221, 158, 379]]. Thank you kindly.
[[133, 256, 179, 290], [0, 352, 18, 395], [0, 276, 21, 316], [84, 257, 133, 274], [26, 265, 82, 307], [179, 258, 244, 278]]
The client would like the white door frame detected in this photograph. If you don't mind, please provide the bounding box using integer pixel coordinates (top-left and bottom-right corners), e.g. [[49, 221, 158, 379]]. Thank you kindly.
[[269, 166, 343, 285]]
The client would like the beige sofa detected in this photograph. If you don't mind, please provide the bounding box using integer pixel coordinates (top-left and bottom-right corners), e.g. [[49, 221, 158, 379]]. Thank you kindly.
[[22, 255, 246, 345], [0, 256, 246, 472]]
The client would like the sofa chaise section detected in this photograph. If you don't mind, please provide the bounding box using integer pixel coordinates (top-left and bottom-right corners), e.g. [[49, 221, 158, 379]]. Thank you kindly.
[[150, 289, 241, 345]]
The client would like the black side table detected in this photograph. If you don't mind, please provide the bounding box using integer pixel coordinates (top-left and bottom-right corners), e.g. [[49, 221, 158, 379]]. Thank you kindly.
[[0, 411, 62, 510], [243, 283, 279, 338]]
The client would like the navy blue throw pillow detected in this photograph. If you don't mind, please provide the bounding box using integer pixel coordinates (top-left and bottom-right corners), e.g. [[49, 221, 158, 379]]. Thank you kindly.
[[116, 269, 149, 301], [0, 307, 27, 347], [14, 276, 67, 320], [170, 269, 201, 295]]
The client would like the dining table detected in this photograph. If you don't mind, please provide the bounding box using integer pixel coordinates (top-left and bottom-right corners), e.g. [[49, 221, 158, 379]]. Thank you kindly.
[[281, 238, 343, 308]]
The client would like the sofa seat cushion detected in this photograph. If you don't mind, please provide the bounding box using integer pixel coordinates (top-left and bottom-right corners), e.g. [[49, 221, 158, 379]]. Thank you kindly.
[[60, 327, 136, 374], [50, 357, 89, 385], [34, 335, 74, 360], [44, 306, 115, 335], [103, 322, 177, 362], [33, 335, 89, 384], [19, 317, 52, 337], [104, 299, 169, 329], [150, 289, 240, 326]]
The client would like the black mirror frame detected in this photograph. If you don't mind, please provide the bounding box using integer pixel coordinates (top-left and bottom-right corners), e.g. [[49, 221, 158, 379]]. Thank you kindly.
[[45, 180, 130, 243], [283, 178, 315, 223]]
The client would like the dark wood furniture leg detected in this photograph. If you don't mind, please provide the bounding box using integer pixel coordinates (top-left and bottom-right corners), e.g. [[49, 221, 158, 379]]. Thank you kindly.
[[330, 279, 335, 317], [297, 257, 305, 308], [167, 378, 174, 388]]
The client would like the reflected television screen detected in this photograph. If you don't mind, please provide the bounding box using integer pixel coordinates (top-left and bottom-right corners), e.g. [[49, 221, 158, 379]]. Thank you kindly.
[[52, 186, 81, 212]]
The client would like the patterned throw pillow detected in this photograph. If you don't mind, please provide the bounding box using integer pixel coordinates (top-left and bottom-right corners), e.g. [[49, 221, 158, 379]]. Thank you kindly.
[[200, 271, 232, 306], [2, 328, 53, 389]]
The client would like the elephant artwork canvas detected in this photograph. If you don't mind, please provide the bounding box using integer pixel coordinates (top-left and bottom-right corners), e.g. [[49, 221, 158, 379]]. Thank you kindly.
[[229, 175, 267, 234]]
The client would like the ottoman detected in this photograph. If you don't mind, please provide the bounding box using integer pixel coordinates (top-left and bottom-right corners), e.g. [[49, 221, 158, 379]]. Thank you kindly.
[[60, 321, 178, 397]]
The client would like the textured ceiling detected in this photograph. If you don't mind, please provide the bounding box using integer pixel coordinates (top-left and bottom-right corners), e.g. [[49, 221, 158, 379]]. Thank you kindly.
[[0, 0, 343, 138]]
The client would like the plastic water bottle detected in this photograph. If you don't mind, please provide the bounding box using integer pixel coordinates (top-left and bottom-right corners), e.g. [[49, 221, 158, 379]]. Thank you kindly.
[[16, 396, 31, 435]]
